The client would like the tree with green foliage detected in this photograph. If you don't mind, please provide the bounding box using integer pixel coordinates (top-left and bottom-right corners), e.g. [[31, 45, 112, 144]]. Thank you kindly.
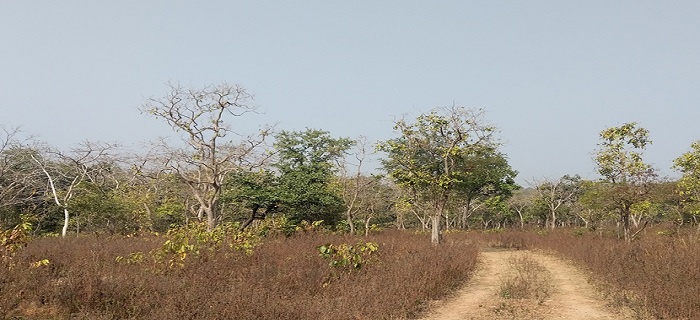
[[673, 141, 700, 232], [594, 122, 656, 241], [575, 181, 612, 230], [378, 105, 507, 244], [224, 170, 280, 230], [68, 181, 134, 234], [273, 129, 354, 226], [453, 147, 518, 229], [475, 195, 513, 229]]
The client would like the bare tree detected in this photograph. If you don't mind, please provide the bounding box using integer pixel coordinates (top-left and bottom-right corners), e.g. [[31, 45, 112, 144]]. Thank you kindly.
[[358, 175, 396, 236], [141, 83, 272, 230], [31, 141, 115, 237], [338, 136, 374, 234], [507, 188, 537, 229], [532, 175, 583, 230], [0, 127, 43, 221]]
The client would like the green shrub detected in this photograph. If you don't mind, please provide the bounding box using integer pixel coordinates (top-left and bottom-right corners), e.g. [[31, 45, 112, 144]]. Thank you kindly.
[[318, 241, 379, 270]]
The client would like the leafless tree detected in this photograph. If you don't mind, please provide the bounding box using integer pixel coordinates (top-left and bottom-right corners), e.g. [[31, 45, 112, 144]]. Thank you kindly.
[[141, 83, 272, 230], [0, 127, 43, 219], [531, 175, 583, 230], [31, 141, 116, 237], [338, 136, 374, 234], [507, 188, 537, 229]]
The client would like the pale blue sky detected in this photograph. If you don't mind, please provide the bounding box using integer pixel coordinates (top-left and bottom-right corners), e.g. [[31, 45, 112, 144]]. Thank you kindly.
[[2, 1, 699, 182]]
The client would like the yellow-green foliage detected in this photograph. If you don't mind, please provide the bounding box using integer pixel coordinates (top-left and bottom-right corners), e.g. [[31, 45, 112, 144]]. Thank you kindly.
[[1, 215, 33, 266], [318, 240, 380, 270], [117, 217, 294, 270]]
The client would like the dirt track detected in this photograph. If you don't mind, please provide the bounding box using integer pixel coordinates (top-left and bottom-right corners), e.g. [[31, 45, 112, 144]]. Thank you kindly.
[[420, 248, 633, 320]]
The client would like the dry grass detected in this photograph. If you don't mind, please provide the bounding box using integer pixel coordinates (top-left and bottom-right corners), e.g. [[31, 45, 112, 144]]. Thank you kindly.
[[499, 254, 552, 303], [0, 230, 478, 320]]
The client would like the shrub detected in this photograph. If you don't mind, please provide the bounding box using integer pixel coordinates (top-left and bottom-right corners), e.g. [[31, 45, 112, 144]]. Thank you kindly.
[[0, 215, 33, 265], [499, 254, 552, 303]]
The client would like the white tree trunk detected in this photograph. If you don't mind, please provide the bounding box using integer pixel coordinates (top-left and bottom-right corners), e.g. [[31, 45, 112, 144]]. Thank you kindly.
[[431, 214, 441, 245], [62, 207, 70, 237]]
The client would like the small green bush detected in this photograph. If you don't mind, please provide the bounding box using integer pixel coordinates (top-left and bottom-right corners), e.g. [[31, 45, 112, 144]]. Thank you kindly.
[[318, 241, 379, 270]]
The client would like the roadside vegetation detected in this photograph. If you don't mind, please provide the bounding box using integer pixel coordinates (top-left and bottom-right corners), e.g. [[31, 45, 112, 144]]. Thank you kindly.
[[0, 224, 478, 319]]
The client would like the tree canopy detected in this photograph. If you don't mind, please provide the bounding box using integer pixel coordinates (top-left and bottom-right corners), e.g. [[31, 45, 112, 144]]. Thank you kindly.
[[274, 129, 354, 226], [378, 105, 514, 244], [594, 122, 657, 241]]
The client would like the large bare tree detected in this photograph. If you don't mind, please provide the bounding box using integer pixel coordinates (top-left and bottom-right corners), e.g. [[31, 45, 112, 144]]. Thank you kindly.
[[141, 83, 271, 230]]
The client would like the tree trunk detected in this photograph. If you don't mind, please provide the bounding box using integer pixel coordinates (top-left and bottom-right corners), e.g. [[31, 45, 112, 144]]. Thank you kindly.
[[622, 213, 631, 242], [579, 214, 589, 229], [346, 212, 356, 234], [515, 209, 524, 229], [461, 199, 472, 229], [206, 199, 218, 231], [364, 216, 372, 237], [240, 205, 260, 231], [62, 207, 69, 237], [412, 208, 428, 231], [550, 205, 557, 230], [396, 211, 405, 230], [430, 214, 441, 245], [197, 207, 204, 221]]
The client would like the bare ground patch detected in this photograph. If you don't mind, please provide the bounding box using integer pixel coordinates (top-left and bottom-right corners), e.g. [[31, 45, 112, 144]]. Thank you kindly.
[[420, 248, 634, 320]]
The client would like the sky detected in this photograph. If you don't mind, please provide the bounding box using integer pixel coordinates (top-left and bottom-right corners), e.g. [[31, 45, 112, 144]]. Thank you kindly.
[[1, 1, 699, 184]]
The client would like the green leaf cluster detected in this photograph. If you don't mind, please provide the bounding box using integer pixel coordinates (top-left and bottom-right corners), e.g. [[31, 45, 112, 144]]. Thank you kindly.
[[318, 240, 380, 270], [595, 122, 653, 183], [274, 129, 354, 225], [673, 141, 700, 215], [0, 215, 33, 266], [117, 220, 270, 270], [377, 106, 516, 239]]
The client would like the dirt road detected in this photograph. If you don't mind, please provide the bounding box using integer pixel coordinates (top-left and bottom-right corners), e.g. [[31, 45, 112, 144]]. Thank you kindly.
[[420, 248, 632, 320]]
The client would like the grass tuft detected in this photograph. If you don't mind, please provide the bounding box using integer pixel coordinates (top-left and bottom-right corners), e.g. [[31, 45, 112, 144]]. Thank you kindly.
[[499, 254, 552, 303]]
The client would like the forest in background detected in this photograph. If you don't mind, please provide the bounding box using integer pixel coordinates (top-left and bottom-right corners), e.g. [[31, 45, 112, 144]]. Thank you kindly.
[[2, 82, 699, 241]]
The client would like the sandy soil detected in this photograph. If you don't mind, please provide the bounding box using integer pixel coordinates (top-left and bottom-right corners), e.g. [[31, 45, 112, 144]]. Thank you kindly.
[[419, 248, 633, 320]]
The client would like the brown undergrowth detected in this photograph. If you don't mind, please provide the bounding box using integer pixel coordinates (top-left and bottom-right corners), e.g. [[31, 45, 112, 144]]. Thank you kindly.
[[473, 228, 700, 319], [0, 230, 478, 319]]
